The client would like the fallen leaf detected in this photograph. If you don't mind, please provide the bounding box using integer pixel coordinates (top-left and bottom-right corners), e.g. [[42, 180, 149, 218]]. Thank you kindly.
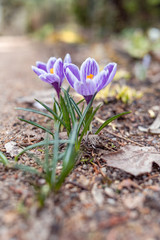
[[139, 111, 160, 134], [102, 145, 160, 176]]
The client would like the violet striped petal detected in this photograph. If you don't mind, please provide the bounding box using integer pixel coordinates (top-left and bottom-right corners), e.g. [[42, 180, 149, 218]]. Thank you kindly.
[[74, 79, 96, 96], [64, 63, 80, 81], [54, 58, 64, 84], [64, 66, 79, 88], [80, 58, 99, 82], [39, 73, 60, 85], [94, 70, 110, 92], [32, 66, 46, 77], [64, 53, 72, 64], [104, 62, 117, 84], [36, 61, 47, 72], [46, 57, 57, 73]]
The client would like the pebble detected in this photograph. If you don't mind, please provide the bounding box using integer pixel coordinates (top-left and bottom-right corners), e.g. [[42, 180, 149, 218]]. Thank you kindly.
[[82, 164, 88, 170], [107, 198, 116, 205], [130, 210, 139, 219], [101, 167, 106, 174], [104, 187, 115, 198]]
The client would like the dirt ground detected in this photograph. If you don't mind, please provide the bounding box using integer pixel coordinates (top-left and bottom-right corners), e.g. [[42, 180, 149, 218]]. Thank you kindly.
[[0, 36, 160, 240]]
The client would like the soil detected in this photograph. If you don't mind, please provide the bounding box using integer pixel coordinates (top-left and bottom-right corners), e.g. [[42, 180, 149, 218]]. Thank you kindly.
[[0, 36, 160, 240]]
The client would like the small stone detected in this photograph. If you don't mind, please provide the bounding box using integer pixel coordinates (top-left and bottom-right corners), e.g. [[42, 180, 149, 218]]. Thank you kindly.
[[104, 187, 115, 198], [101, 167, 106, 174], [107, 198, 116, 205], [82, 164, 88, 170]]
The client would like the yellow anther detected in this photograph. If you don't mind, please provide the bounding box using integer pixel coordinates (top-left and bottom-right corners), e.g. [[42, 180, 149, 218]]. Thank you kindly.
[[87, 74, 94, 79], [50, 68, 54, 74]]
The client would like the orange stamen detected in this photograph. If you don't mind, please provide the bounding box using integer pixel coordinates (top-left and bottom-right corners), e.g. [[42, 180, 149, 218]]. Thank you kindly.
[[87, 74, 94, 79], [50, 68, 54, 74]]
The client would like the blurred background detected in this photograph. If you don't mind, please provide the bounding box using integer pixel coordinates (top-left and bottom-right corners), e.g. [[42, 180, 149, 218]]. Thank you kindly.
[[0, 0, 160, 106], [0, 0, 160, 36]]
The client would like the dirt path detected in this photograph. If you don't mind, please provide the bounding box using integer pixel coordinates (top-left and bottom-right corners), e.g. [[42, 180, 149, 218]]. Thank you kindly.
[[0, 36, 160, 240]]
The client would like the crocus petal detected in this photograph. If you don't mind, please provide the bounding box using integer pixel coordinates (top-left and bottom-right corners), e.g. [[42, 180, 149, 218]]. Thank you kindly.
[[104, 62, 117, 84], [64, 53, 72, 64], [36, 61, 47, 72], [80, 58, 99, 82], [64, 66, 79, 88], [64, 63, 80, 81], [94, 70, 110, 92], [74, 79, 96, 96], [54, 58, 64, 84], [32, 66, 46, 77], [39, 73, 60, 85], [46, 57, 57, 73]]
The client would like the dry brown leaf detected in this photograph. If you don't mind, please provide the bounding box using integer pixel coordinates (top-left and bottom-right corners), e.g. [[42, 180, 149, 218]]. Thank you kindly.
[[102, 145, 160, 176]]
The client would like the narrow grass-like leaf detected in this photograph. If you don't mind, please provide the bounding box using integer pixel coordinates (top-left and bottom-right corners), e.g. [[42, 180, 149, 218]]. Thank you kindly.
[[15, 139, 70, 160], [63, 122, 78, 167], [16, 107, 54, 120], [18, 118, 54, 137], [51, 123, 59, 185], [14, 163, 39, 174], [77, 99, 85, 105], [0, 151, 9, 166], [35, 99, 67, 128], [78, 104, 101, 146], [95, 111, 131, 134], [55, 123, 78, 191], [77, 93, 96, 135], [62, 88, 76, 124], [43, 134, 50, 175], [60, 95, 71, 135], [70, 97, 83, 120]]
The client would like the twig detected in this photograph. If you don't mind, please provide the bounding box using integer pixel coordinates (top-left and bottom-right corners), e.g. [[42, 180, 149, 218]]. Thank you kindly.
[[106, 129, 145, 147], [65, 181, 89, 191]]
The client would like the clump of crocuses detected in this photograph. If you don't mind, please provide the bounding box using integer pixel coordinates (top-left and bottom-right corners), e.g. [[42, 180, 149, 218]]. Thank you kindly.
[[16, 53, 130, 197], [32, 53, 71, 98]]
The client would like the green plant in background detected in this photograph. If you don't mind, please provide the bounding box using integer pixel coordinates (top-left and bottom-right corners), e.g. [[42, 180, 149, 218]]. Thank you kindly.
[[96, 84, 143, 104], [122, 28, 160, 59]]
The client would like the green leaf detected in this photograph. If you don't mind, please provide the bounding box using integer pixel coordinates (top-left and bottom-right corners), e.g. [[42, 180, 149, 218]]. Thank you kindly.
[[77, 93, 96, 135], [62, 88, 76, 124], [69, 97, 83, 120], [78, 104, 101, 146], [0, 151, 9, 166], [77, 98, 85, 105], [18, 118, 54, 137], [35, 99, 67, 128], [51, 123, 59, 185], [14, 163, 39, 175], [95, 111, 131, 134], [16, 107, 54, 120], [15, 139, 71, 161], [60, 95, 71, 135], [55, 122, 78, 191]]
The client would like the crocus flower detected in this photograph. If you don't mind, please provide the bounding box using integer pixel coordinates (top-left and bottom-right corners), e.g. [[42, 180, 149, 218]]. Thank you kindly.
[[32, 53, 71, 98], [64, 57, 117, 104]]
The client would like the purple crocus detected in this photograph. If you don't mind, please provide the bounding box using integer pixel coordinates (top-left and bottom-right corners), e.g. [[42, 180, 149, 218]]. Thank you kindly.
[[64, 57, 117, 104], [32, 53, 71, 98]]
